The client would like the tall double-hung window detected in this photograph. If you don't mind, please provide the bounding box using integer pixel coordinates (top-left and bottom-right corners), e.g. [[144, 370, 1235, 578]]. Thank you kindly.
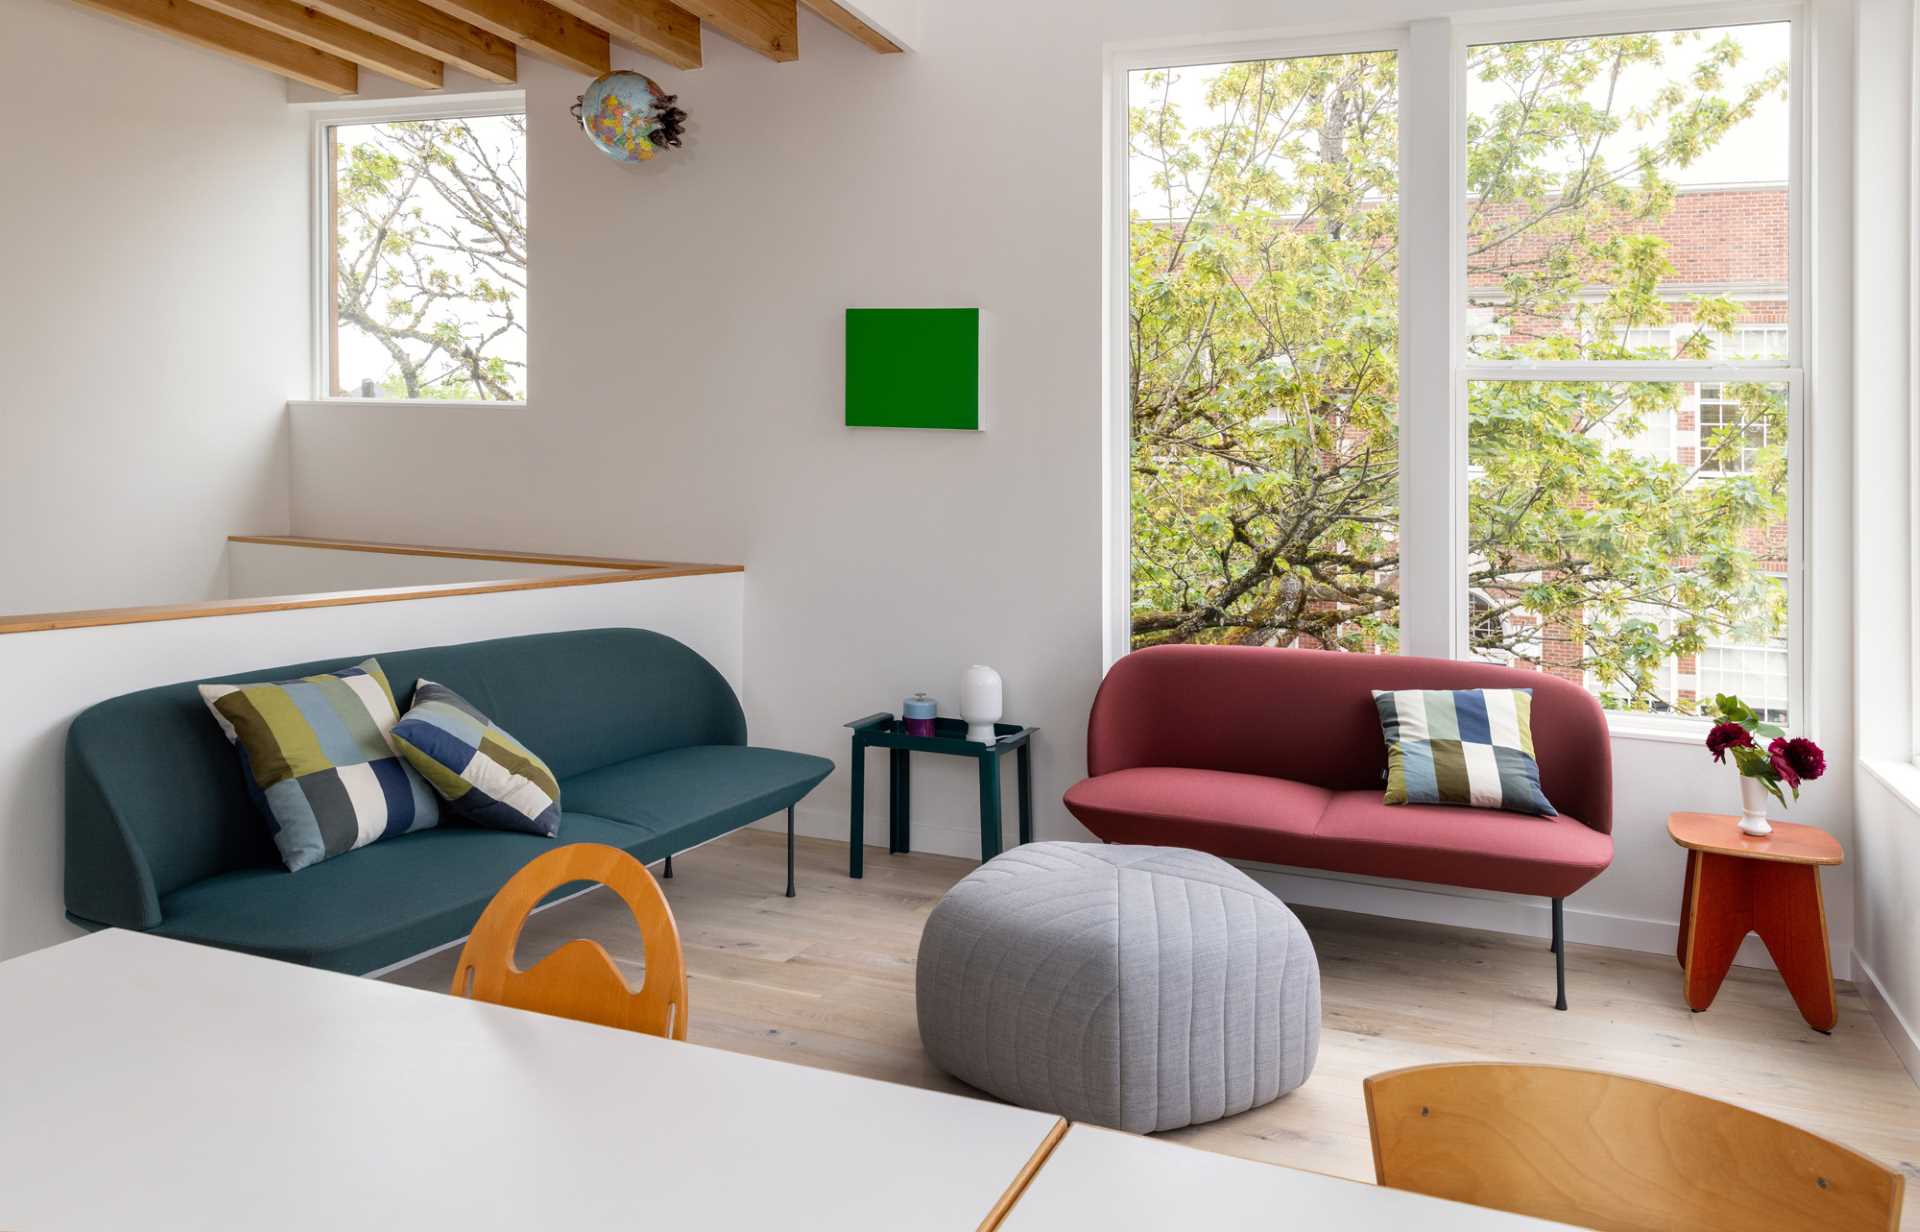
[[1116, 10, 1802, 730], [1463, 20, 1795, 723]]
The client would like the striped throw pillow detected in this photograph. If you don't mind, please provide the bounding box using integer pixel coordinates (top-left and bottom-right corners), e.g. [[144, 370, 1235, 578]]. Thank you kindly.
[[200, 658, 440, 872], [1372, 688, 1557, 817], [391, 680, 561, 838]]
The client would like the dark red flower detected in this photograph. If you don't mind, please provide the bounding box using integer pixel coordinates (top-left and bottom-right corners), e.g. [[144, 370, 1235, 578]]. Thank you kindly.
[[1767, 738, 1802, 791], [1778, 736, 1826, 783], [1706, 721, 1754, 763]]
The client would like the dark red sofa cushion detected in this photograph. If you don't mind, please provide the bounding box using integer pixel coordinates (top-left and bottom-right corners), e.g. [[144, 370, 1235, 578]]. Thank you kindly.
[[1310, 792, 1611, 898], [1064, 646, 1615, 900], [1064, 773, 1610, 899], [1062, 768, 1333, 868]]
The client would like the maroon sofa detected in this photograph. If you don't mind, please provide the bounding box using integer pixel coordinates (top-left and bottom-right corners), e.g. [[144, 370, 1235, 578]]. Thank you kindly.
[[1063, 645, 1613, 1009]]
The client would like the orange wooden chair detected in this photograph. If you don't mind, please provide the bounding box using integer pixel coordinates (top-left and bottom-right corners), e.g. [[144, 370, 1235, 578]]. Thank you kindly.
[[451, 843, 688, 1040], [1364, 1062, 1903, 1232]]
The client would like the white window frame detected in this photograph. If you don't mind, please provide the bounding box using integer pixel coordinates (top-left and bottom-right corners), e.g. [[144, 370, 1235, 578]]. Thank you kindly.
[[1103, 2, 1809, 743], [308, 94, 529, 407], [1102, 27, 1411, 667], [1910, 0, 1920, 770]]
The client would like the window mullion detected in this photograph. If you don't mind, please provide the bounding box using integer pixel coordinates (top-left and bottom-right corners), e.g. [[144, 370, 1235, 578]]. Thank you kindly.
[[1397, 18, 1467, 660]]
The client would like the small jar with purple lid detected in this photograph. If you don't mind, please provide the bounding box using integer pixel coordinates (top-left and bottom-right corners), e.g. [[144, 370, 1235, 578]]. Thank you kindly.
[[902, 693, 938, 738]]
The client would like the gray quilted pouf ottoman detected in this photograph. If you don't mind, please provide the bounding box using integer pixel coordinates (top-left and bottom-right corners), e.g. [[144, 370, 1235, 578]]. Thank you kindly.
[[915, 842, 1319, 1133]]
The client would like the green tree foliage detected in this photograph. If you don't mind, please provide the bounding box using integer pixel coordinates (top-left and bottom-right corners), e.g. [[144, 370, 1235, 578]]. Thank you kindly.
[[334, 115, 527, 401], [1129, 33, 1789, 714]]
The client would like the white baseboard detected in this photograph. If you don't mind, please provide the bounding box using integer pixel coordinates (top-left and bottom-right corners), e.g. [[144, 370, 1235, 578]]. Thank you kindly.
[[770, 804, 1849, 980], [1854, 953, 1920, 1086]]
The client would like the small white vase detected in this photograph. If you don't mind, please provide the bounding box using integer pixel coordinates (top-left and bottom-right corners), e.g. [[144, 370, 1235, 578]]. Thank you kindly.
[[960, 665, 1003, 744], [1737, 775, 1773, 837]]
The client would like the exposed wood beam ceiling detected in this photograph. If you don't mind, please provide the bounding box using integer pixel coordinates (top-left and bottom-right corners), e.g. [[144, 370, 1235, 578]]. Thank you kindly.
[[69, 0, 896, 93], [70, 0, 360, 92], [420, 0, 611, 77], [543, 0, 699, 69], [306, 0, 518, 82], [194, 0, 446, 87], [673, 0, 794, 62], [798, 0, 896, 53]]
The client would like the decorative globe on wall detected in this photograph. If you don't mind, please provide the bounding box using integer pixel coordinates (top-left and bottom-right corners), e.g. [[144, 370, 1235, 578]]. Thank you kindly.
[[571, 71, 688, 164]]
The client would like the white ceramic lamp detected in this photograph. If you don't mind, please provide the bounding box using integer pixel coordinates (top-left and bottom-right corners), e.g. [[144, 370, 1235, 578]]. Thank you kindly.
[[960, 665, 1003, 744]]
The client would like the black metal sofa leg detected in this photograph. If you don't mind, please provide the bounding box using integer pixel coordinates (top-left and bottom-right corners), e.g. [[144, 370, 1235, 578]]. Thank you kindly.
[[786, 805, 797, 898], [1552, 896, 1567, 1011], [662, 853, 673, 879]]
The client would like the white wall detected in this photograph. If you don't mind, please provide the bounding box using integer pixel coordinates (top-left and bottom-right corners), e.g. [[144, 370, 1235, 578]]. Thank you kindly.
[[1851, 0, 1920, 1078], [0, 0, 307, 615], [226, 540, 594, 598], [0, 572, 743, 960], [285, 0, 1863, 978]]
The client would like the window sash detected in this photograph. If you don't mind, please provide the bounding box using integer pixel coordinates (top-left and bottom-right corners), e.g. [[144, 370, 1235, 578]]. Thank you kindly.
[[1461, 369, 1804, 731], [1105, 5, 1807, 736]]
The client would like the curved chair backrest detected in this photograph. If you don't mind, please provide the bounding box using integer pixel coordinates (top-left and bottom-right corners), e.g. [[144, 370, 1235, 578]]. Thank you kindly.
[[452, 843, 688, 1040], [1365, 1062, 1904, 1232]]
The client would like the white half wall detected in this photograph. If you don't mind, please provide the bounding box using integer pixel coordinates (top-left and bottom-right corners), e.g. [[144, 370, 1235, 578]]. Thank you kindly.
[[0, 572, 743, 961], [226, 541, 594, 598], [0, 0, 307, 614], [285, 0, 1859, 980]]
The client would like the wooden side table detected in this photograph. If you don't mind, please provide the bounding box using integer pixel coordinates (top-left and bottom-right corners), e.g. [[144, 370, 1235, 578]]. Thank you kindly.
[[1668, 811, 1843, 1032]]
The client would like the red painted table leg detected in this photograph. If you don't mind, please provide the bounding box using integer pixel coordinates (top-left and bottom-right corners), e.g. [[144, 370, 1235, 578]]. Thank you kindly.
[[1680, 850, 1837, 1031], [1676, 850, 1697, 968], [1681, 852, 1749, 1013], [1751, 862, 1837, 1032]]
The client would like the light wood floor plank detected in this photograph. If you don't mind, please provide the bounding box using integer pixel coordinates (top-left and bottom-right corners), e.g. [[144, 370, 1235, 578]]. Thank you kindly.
[[386, 830, 1920, 1227]]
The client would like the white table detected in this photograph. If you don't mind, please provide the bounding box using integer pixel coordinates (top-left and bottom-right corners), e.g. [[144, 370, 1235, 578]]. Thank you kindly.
[[0, 930, 1063, 1231], [1000, 1124, 1580, 1231]]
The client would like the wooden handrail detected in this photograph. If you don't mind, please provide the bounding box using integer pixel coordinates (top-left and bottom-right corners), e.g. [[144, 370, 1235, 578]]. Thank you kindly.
[[0, 563, 742, 636], [225, 534, 709, 572]]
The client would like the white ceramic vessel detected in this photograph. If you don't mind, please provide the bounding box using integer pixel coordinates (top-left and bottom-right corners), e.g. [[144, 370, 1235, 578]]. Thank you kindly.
[[960, 665, 1003, 744], [1738, 774, 1774, 836]]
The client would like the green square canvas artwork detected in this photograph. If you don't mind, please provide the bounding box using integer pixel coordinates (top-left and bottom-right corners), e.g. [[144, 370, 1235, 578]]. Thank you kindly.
[[845, 308, 983, 431]]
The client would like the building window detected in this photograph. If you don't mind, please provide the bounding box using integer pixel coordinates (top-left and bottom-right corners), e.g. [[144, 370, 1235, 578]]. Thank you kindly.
[[323, 110, 527, 401], [1617, 327, 1675, 358], [1697, 381, 1779, 474], [1462, 20, 1797, 724], [1125, 49, 1400, 652], [1716, 325, 1790, 359], [1698, 642, 1790, 724]]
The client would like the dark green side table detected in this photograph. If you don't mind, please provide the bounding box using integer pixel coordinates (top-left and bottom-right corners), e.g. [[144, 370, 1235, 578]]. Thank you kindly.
[[844, 714, 1037, 878]]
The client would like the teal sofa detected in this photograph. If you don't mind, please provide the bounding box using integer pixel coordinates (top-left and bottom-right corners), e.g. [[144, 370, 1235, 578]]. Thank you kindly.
[[64, 628, 832, 974]]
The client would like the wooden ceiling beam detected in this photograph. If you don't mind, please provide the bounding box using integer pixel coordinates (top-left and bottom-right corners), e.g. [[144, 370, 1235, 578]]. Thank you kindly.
[[799, 0, 898, 53], [420, 0, 608, 76], [542, 0, 699, 69], [674, 0, 792, 61], [306, 0, 516, 82], [68, 0, 360, 91], [193, 0, 445, 87]]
